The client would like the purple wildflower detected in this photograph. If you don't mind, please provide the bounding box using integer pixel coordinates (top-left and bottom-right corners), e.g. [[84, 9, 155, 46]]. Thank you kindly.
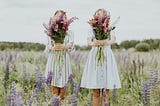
[[46, 71, 53, 85], [27, 97, 33, 106], [52, 96, 60, 106], [68, 74, 73, 83], [149, 70, 158, 85], [72, 82, 79, 106], [4, 61, 10, 93], [142, 81, 150, 105], [104, 102, 109, 106], [15, 92, 23, 106], [36, 72, 44, 90]]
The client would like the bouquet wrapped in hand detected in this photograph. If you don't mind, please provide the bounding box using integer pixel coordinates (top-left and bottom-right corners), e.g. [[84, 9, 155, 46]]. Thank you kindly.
[[88, 9, 119, 66]]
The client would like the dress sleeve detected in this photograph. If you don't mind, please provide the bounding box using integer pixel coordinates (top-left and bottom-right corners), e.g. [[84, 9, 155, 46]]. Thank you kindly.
[[44, 36, 52, 53], [88, 28, 95, 42], [65, 30, 75, 52]]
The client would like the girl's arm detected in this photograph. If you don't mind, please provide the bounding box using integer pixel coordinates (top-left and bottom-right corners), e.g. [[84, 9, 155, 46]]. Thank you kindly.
[[88, 37, 102, 46], [97, 35, 116, 46]]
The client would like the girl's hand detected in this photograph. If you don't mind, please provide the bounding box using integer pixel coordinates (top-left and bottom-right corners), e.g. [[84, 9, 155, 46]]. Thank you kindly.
[[94, 40, 109, 46], [63, 43, 73, 50], [53, 43, 73, 51], [53, 44, 64, 51], [47, 45, 52, 50]]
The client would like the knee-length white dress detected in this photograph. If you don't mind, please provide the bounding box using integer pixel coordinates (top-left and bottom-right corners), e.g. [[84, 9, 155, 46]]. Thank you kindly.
[[44, 31, 74, 88], [81, 35, 121, 89]]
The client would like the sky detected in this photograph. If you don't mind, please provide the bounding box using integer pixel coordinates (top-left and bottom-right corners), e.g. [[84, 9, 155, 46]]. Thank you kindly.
[[0, 0, 160, 45]]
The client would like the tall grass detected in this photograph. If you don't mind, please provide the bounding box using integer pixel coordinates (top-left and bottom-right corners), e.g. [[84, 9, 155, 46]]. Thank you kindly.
[[0, 50, 160, 106]]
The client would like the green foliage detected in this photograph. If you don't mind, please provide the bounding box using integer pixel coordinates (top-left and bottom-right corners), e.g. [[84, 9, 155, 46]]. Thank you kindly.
[[142, 39, 160, 50], [51, 29, 66, 43], [135, 42, 150, 52], [0, 42, 45, 51], [120, 40, 140, 49], [1, 51, 160, 105], [94, 27, 110, 40]]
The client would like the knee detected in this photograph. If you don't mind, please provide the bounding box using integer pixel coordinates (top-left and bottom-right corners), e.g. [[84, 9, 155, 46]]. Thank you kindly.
[[60, 88, 66, 100], [52, 86, 59, 96], [93, 89, 100, 98]]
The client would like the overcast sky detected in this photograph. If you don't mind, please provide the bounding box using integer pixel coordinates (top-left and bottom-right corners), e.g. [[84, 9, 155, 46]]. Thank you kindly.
[[0, 0, 160, 45]]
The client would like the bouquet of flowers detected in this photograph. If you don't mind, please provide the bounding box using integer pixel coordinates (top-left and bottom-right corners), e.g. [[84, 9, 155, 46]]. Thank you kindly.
[[43, 13, 78, 44], [88, 13, 119, 66]]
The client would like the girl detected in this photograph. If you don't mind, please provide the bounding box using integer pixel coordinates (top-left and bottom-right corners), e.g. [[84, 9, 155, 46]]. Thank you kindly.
[[44, 10, 76, 101], [81, 9, 121, 106]]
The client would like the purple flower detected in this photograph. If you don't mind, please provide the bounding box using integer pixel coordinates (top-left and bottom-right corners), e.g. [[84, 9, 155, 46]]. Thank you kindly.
[[46, 71, 53, 85], [4, 61, 10, 92], [72, 82, 79, 106], [52, 96, 60, 106], [27, 97, 33, 106], [72, 96, 78, 106], [104, 102, 109, 106], [149, 70, 158, 85], [142, 81, 150, 105], [15, 92, 23, 106], [64, 83, 68, 89], [68, 74, 73, 83], [73, 82, 79, 97]]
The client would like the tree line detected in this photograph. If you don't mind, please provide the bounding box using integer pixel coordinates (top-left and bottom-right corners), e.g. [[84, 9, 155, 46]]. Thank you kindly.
[[0, 39, 160, 51]]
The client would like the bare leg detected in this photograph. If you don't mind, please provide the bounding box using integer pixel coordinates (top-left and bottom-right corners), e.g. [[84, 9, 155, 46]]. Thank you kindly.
[[52, 86, 59, 96], [102, 89, 109, 106], [60, 87, 66, 100], [93, 89, 100, 106]]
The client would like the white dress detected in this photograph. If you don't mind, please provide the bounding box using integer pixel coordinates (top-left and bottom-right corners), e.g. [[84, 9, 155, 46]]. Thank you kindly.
[[81, 32, 121, 89], [44, 31, 74, 88]]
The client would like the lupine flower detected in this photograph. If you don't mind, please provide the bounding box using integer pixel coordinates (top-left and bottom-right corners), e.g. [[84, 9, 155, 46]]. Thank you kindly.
[[6, 81, 17, 106], [149, 70, 158, 85], [4, 61, 10, 93], [52, 96, 60, 106], [64, 83, 68, 89], [15, 92, 23, 106], [104, 102, 109, 106], [36, 72, 44, 90], [33, 88, 38, 103], [72, 96, 78, 106], [142, 81, 150, 105], [72, 82, 79, 106], [27, 97, 33, 106], [73, 82, 79, 96], [46, 71, 53, 85], [68, 74, 73, 83]]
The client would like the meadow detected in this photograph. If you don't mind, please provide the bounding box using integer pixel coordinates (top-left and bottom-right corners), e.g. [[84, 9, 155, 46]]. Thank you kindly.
[[0, 50, 160, 106]]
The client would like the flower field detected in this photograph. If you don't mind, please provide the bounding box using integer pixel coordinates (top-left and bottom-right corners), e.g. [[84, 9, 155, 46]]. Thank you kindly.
[[0, 50, 160, 106]]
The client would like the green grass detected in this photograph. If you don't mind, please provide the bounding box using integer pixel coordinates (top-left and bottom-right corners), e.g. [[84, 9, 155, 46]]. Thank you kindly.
[[0, 50, 160, 106]]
